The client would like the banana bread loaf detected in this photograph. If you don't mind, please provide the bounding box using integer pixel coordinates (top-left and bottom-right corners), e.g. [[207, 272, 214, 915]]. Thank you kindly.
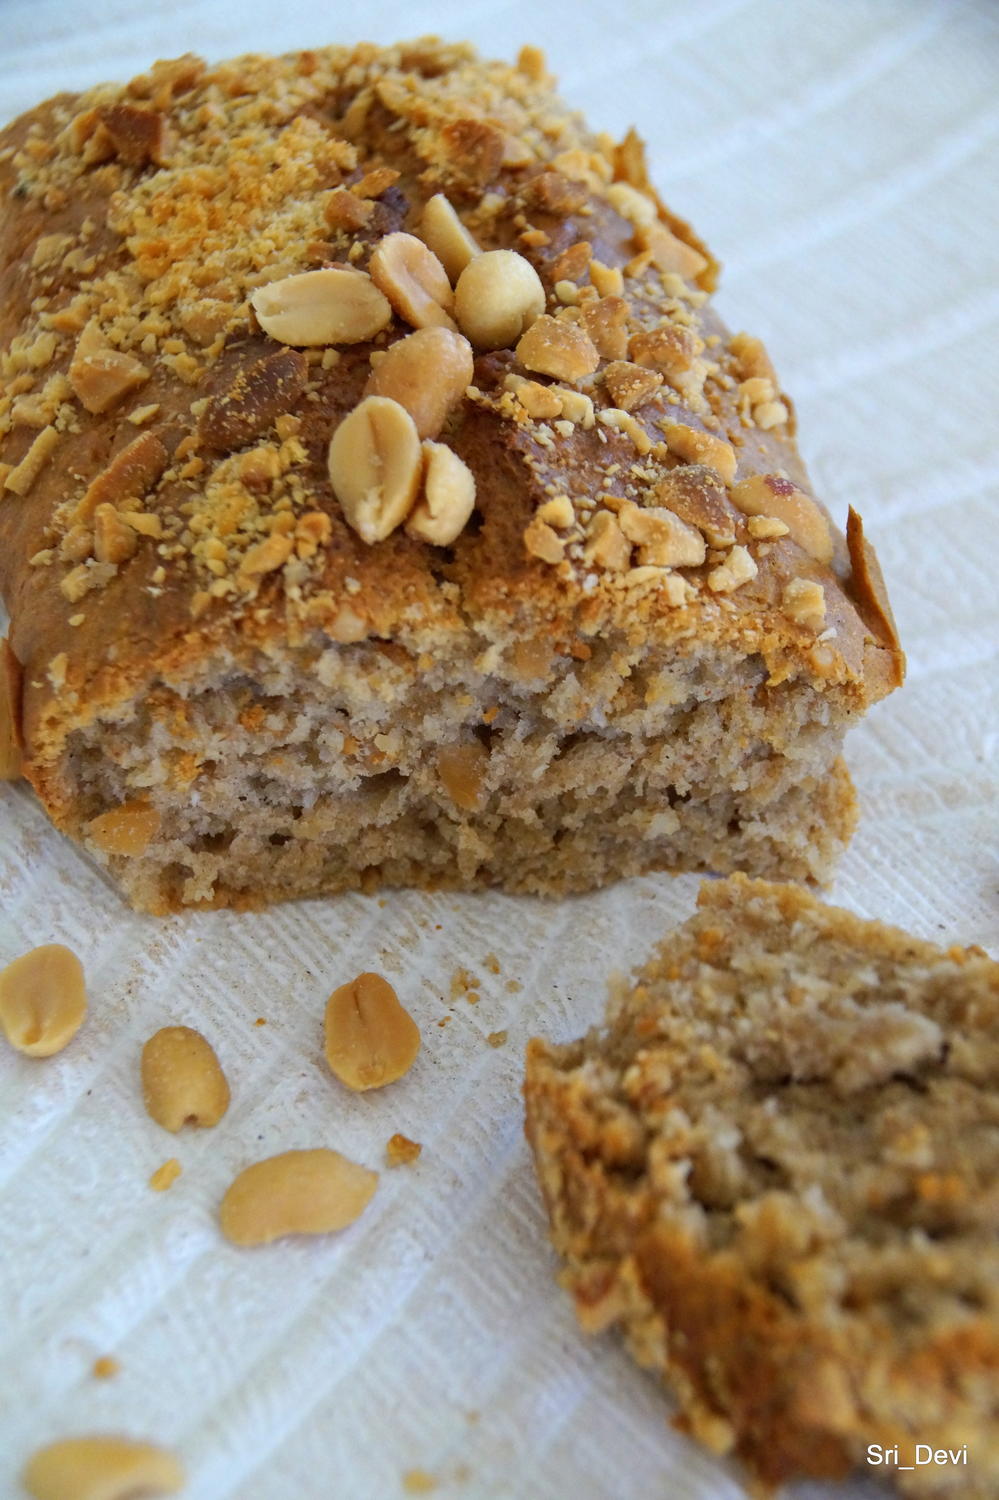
[[525, 876, 999, 1497], [0, 41, 902, 912]]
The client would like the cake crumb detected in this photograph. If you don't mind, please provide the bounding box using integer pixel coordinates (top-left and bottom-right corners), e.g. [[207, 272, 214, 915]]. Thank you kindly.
[[486, 1030, 508, 1049], [451, 967, 481, 1003], [386, 1132, 422, 1167], [482, 953, 501, 975], [91, 1355, 120, 1379]]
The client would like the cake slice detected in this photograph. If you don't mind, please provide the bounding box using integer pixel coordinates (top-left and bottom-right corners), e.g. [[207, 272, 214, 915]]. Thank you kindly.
[[525, 876, 999, 1497], [0, 42, 902, 912]]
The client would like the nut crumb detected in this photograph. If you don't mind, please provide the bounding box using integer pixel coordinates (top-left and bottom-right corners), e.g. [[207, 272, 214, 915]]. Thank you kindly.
[[149, 1159, 182, 1192], [91, 1356, 120, 1380], [487, 1030, 508, 1049], [386, 1133, 422, 1167]]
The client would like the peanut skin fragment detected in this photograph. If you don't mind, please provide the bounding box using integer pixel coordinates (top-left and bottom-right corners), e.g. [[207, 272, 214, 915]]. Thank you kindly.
[[140, 1025, 230, 1132], [23, 1435, 184, 1500], [220, 1148, 378, 1246], [0, 944, 87, 1058], [324, 971, 421, 1091]]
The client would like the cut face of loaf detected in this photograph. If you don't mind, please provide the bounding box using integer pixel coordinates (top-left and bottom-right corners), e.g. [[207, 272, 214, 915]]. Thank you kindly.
[[524, 877, 999, 1498], [57, 631, 855, 913], [0, 41, 903, 911]]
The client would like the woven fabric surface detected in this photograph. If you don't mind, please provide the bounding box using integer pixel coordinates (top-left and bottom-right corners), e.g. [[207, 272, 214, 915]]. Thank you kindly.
[[1, 2, 997, 1496]]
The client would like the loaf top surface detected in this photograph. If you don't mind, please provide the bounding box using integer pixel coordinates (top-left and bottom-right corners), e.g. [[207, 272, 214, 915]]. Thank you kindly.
[[0, 39, 903, 764]]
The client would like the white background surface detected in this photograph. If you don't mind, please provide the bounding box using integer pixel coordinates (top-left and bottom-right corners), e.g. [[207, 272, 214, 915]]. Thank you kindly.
[[1, 2, 997, 1497]]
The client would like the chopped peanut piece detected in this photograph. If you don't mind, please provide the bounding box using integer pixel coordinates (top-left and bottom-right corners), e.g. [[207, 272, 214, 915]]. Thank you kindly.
[[503, 374, 563, 420], [0, 944, 87, 1058], [597, 407, 653, 455], [369, 232, 456, 331], [386, 1133, 422, 1167], [251, 267, 392, 346], [239, 533, 295, 576], [581, 296, 629, 361], [454, 250, 545, 350], [730, 475, 833, 563], [707, 544, 758, 593], [523, 515, 565, 564], [516, 315, 599, 381], [419, 194, 480, 282], [323, 188, 372, 232], [364, 327, 473, 439], [437, 740, 490, 811], [324, 971, 421, 1091], [220, 1148, 378, 1245], [149, 1159, 182, 1192], [662, 421, 737, 485], [607, 181, 657, 227], [4, 426, 59, 496], [406, 442, 476, 546], [93, 504, 138, 566], [583, 511, 631, 571], [603, 360, 662, 411], [618, 501, 706, 568], [328, 396, 422, 544], [69, 322, 150, 414], [87, 801, 161, 856], [783, 577, 827, 630], [589, 259, 624, 297], [629, 324, 704, 380], [141, 1025, 231, 1132], [537, 494, 575, 529], [730, 331, 777, 383], [634, 221, 708, 279]]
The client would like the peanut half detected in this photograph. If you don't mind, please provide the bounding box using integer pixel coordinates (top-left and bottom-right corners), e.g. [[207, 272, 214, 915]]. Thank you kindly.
[[324, 971, 420, 1091], [220, 1148, 378, 1246], [369, 233, 456, 331], [0, 944, 87, 1058], [23, 1435, 184, 1500], [364, 327, 473, 439], [730, 474, 833, 563], [251, 267, 391, 346], [405, 442, 476, 546], [140, 1026, 230, 1133], [453, 250, 545, 350], [418, 194, 480, 282], [328, 395, 422, 544]]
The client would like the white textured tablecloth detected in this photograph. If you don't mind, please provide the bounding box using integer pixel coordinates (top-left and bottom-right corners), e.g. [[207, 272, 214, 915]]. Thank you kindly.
[[1, 2, 997, 1496]]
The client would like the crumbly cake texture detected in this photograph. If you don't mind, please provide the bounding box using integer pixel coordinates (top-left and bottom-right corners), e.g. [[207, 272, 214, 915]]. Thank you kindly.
[[524, 876, 999, 1498], [0, 42, 903, 913]]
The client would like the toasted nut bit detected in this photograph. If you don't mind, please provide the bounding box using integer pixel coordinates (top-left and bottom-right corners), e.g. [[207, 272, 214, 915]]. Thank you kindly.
[[747, 514, 789, 540], [364, 327, 473, 439], [239, 532, 295, 577], [437, 740, 490, 811], [328, 396, 422, 544], [634, 221, 708, 279], [581, 296, 630, 361], [707, 543, 758, 593], [251, 268, 391, 347], [504, 374, 563, 420], [1, 639, 22, 781], [0, 945, 87, 1058], [87, 801, 161, 857], [607, 181, 657, 228], [583, 511, 631, 571], [419, 194, 480, 282], [597, 407, 653, 455], [406, 442, 476, 546], [149, 1159, 182, 1192], [323, 188, 373, 232], [454, 250, 545, 350], [730, 474, 833, 563], [730, 331, 777, 384], [69, 322, 150, 414], [629, 325, 704, 380], [589, 258, 624, 297], [141, 1025, 231, 1133], [537, 494, 575, 529], [783, 577, 827, 630], [551, 241, 591, 283], [93, 504, 138, 566], [73, 431, 168, 526], [369, 233, 456, 331], [386, 1132, 422, 1167], [618, 501, 706, 568], [221, 1148, 378, 1246], [517, 315, 599, 381], [4, 425, 60, 496], [325, 971, 421, 1090], [662, 421, 737, 485], [523, 516, 565, 564], [603, 360, 662, 411], [23, 1435, 184, 1500]]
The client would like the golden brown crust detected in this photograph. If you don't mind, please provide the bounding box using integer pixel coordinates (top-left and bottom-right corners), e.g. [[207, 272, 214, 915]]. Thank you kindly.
[[525, 876, 999, 1496], [0, 41, 901, 853]]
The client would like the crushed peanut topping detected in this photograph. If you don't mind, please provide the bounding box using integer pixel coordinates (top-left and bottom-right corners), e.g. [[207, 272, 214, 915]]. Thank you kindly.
[[517, 315, 599, 381]]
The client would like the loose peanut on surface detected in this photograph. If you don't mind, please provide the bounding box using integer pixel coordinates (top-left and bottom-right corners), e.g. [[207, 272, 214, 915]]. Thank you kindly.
[[363, 327, 473, 439], [23, 1434, 184, 1500], [251, 267, 392, 346], [324, 971, 420, 1091], [368, 233, 456, 331], [327, 395, 422, 544], [0, 945, 87, 1058], [219, 1148, 378, 1246], [418, 193, 480, 282], [453, 250, 545, 350], [140, 1026, 230, 1133], [405, 442, 476, 546]]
